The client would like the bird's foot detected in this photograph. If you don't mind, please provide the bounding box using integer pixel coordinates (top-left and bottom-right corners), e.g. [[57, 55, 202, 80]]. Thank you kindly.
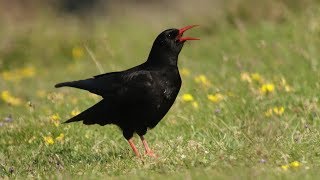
[[145, 150, 157, 158]]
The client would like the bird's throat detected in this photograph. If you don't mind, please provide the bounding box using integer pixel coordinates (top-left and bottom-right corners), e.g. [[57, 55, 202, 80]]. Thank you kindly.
[[147, 50, 179, 67]]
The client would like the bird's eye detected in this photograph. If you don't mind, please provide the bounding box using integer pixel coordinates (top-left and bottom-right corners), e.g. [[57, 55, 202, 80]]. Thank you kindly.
[[167, 32, 175, 39]]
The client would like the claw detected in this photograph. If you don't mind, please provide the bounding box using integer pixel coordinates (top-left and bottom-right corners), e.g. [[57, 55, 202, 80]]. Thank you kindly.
[[140, 136, 157, 158]]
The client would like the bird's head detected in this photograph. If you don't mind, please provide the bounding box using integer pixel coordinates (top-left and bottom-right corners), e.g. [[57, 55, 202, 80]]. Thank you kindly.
[[148, 25, 199, 66]]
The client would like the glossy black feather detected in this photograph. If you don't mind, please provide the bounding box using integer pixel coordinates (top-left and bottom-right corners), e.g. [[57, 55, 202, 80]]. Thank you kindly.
[[55, 28, 187, 140]]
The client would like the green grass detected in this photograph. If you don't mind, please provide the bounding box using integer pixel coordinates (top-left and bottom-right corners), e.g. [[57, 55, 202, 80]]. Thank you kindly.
[[1, 5, 320, 179]]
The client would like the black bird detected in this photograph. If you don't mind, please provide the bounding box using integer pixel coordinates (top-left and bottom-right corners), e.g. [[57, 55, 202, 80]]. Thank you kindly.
[[55, 25, 199, 157]]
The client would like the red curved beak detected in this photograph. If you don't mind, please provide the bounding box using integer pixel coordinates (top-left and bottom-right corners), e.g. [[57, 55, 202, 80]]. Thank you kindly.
[[178, 25, 200, 42]]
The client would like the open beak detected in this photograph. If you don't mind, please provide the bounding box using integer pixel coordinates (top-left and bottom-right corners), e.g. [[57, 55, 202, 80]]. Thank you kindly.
[[178, 25, 200, 42]]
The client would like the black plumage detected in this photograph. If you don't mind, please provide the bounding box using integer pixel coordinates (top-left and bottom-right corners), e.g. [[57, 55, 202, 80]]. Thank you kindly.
[[55, 25, 199, 157]]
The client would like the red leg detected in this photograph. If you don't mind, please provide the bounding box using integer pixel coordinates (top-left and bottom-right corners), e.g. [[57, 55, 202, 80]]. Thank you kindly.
[[128, 138, 140, 157], [140, 136, 157, 157]]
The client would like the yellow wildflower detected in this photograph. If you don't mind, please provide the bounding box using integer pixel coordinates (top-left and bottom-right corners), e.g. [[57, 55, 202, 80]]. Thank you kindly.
[[56, 133, 65, 142], [251, 73, 263, 83], [43, 136, 54, 145], [260, 83, 275, 95], [182, 93, 194, 102], [20, 66, 35, 77], [273, 107, 285, 116], [194, 74, 211, 87], [207, 93, 224, 103], [265, 107, 285, 117], [192, 101, 199, 109], [180, 68, 190, 76], [72, 46, 84, 59], [281, 164, 289, 171], [1, 66, 35, 81], [240, 72, 252, 83], [71, 109, 80, 116], [1, 91, 22, 106], [265, 108, 273, 117], [50, 114, 60, 127], [290, 161, 300, 168]]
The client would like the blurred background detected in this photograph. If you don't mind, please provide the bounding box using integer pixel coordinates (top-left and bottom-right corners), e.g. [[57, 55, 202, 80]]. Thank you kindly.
[[1, 0, 320, 108], [0, 0, 317, 70]]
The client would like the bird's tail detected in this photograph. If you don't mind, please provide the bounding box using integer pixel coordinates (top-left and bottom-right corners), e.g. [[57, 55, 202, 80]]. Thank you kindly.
[[55, 81, 84, 88], [63, 99, 112, 126], [54, 79, 100, 95]]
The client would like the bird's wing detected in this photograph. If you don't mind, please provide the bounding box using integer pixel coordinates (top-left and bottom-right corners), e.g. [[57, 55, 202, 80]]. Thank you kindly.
[[116, 70, 155, 101], [55, 70, 156, 99]]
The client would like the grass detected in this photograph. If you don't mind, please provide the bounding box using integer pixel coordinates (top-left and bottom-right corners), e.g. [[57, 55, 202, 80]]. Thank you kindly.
[[1, 3, 320, 179]]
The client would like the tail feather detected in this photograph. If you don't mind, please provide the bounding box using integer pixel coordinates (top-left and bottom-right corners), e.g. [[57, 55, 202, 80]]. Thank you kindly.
[[54, 79, 105, 97], [55, 82, 73, 88], [63, 100, 112, 126], [55, 80, 92, 89]]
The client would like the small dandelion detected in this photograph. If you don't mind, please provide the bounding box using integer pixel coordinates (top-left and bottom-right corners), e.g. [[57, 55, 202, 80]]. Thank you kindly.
[[56, 133, 65, 142], [260, 83, 275, 95], [265, 107, 285, 117], [180, 68, 190, 76], [290, 161, 300, 168], [1, 66, 35, 82], [265, 108, 273, 117], [273, 107, 285, 116], [181, 154, 186, 159], [251, 73, 264, 83], [20, 66, 35, 77], [1, 91, 22, 106], [194, 74, 211, 87], [43, 136, 54, 145], [71, 109, 80, 116], [182, 93, 194, 102], [281, 164, 289, 171], [207, 93, 224, 103], [50, 114, 61, 127]]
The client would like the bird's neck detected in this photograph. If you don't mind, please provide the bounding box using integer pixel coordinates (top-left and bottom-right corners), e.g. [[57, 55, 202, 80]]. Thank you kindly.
[[146, 49, 179, 67]]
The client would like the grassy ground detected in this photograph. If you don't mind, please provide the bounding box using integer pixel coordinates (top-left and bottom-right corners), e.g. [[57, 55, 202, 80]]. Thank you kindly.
[[1, 3, 320, 179]]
